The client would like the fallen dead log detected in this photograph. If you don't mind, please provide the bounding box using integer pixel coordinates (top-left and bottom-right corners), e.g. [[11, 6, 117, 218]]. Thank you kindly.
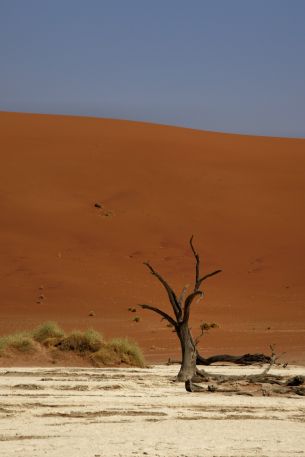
[[185, 380, 254, 396], [168, 352, 272, 367], [185, 379, 305, 397], [196, 352, 271, 365]]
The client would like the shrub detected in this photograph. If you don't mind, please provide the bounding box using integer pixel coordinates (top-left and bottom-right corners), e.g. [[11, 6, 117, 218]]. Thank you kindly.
[[84, 328, 103, 344], [92, 338, 145, 367], [110, 338, 145, 366], [57, 329, 102, 353], [3, 332, 35, 353], [9, 334, 35, 352], [32, 321, 65, 343], [0, 336, 8, 354], [90, 345, 117, 366]]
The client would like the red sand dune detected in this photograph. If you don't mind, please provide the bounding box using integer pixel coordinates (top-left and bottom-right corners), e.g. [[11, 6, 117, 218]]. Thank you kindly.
[[0, 112, 304, 364]]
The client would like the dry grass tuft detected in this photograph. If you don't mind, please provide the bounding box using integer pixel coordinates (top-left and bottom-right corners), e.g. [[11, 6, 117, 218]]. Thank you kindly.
[[32, 321, 65, 343], [0, 322, 144, 368], [57, 329, 103, 353], [0, 332, 36, 354], [91, 338, 145, 367]]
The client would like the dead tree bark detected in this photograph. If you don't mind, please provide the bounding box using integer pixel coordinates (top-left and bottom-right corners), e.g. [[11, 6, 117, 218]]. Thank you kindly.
[[167, 352, 271, 366], [196, 352, 271, 365], [140, 236, 222, 381]]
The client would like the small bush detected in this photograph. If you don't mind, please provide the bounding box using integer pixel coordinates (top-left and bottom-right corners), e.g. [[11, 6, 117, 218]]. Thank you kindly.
[[3, 332, 35, 353], [0, 337, 8, 354], [199, 322, 219, 332], [58, 329, 102, 353], [91, 345, 117, 366], [84, 328, 103, 344], [92, 338, 145, 367], [111, 338, 145, 366], [32, 321, 65, 342]]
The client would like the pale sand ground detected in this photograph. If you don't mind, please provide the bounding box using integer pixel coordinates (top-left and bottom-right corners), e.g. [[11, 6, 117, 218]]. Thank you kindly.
[[0, 365, 304, 457]]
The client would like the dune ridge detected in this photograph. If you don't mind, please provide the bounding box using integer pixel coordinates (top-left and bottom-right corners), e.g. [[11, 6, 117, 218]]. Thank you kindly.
[[0, 112, 304, 364]]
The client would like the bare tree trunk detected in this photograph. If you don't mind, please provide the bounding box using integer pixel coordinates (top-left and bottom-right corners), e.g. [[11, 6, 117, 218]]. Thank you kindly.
[[177, 324, 197, 381]]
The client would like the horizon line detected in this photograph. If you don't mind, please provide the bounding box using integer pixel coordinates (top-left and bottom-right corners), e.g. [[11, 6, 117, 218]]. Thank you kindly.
[[1, 109, 305, 141]]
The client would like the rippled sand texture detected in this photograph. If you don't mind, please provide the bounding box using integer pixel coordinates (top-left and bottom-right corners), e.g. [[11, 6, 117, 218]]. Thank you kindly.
[[0, 365, 305, 456]]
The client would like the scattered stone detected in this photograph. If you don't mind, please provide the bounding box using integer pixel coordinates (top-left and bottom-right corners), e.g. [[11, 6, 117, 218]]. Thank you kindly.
[[88, 311, 96, 317], [94, 202, 103, 208], [133, 316, 140, 323]]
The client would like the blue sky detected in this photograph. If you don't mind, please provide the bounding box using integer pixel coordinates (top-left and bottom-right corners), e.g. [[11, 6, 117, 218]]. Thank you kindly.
[[1, 0, 305, 137]]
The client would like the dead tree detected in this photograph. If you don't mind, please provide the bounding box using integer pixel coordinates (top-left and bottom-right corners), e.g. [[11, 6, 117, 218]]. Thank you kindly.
[[140, 236, 221, 381]]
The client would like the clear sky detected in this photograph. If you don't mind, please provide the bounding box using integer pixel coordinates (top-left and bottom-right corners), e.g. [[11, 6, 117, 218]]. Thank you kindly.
[[1, 0, 305, 137]]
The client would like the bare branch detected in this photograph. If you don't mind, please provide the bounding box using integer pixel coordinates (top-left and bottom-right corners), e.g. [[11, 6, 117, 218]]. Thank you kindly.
[[139, 304, 177, 328], [189, 236, 201, 291], [143, 262, 182, 320], [194, 324, 205, 347], [198, 269, 222, 288], [190, 237, 222, 290], [183, 290, 203, 323], [258, 344, 277, 377]]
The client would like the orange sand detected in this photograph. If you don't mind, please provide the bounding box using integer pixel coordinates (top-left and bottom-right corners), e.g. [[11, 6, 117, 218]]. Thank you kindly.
[[0, 112, 304, 364]]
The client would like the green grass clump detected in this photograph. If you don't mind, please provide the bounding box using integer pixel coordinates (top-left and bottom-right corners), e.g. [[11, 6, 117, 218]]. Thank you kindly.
[[0, 332, 35, 353], [0, 322, 145, 369], [110, 338, 145, 367], [58, 329, 103, 353], [90, 345, 117, 365], [32, 321, 65, 343], [0, 336, 9, 354], [91, 338, 145, 367], [84, 328, 103, 344]]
